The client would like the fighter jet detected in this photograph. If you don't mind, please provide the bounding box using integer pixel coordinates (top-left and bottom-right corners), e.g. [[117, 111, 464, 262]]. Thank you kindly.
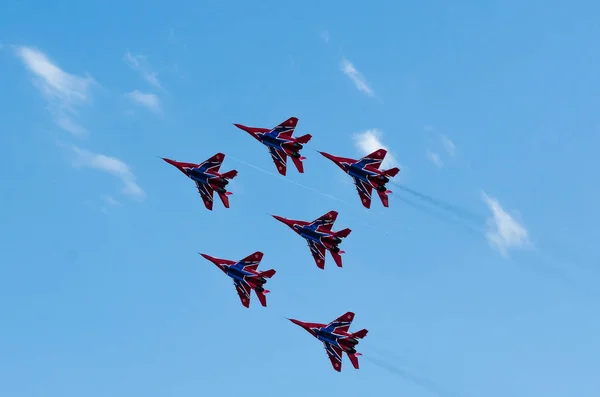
[[318, 148, 399, 208], [162, 153, 237, 210], [288, 311, 368, 372], [271, 210, 351, 269], [233, 117, 312, 176], [199, 251, 276, 308]]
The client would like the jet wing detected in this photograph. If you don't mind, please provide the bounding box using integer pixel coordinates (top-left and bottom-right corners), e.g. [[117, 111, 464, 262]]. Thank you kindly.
[[234, 279, 252, 308], [307, 239, 327, 269], [357, 149, 387, 170], [195, 180, 215, 210], [352, 177, 373, 209], [311, 210, 338, 232], [323, 341, 344, 372], [236, 251, 264, 271], [197, 152, 224, 174], [270, 117, 298, 138], [327, 311, 355, 333], [268, 146, 288, 176]]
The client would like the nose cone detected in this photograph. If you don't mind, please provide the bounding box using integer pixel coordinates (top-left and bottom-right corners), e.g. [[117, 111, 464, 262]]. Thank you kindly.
[[199, 253, 211, 261], [288, 318, 307, 328], [162, 157, 178, 166], [271, 215, 298, 230], [233, 123, 251, 132], [271, 214, 288, 224], [318, 151, 337, 163]]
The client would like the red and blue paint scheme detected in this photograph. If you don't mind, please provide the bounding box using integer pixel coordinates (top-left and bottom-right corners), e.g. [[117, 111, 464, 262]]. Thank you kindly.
[[199, 251, 276, 308], [161, 153, 238, 211], [271, 210, 351, 270], [233, 117, 312, 176], [288, 311, 368, 372], [318, 148, 400, 208]]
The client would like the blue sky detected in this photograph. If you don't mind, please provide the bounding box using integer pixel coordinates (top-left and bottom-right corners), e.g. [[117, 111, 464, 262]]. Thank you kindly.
[[1, 1, 600, 396]]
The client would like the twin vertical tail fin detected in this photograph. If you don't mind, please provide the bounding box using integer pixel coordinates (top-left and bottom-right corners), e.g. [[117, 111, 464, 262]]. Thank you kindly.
[[347, 328, 368, 369]]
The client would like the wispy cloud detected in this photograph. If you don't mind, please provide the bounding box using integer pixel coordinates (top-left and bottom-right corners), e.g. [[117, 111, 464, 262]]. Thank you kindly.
[[481, 191, 531, 257], [123, 51, 163, 91], [320, 30, 330, 44], [441, 135, 456, 157], [126, 90, 161, 112], [353, 129, 399, 169], [71, 146, 145, 200], [427, 151, 443, 168], [340, 58, 375, 97], [15, 46, 95, 136]]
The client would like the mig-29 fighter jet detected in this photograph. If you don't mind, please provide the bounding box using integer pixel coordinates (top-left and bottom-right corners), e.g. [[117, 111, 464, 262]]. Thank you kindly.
[[288, 311, 368, 372], [199, 251, 276, 308], [233, 117, 312, 176], [318, 148, 399, 209], [271, 210, 351, 269], [162, 153, 238, 210]]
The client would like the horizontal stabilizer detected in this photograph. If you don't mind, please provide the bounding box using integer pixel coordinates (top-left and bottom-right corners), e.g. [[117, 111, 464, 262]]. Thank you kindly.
[[220, 169, 238, 179], [347, 353, 360, 369], [256, 290, 268, 307], [330, 251, 343, 267], [291, 156, 305, 173], [351, 329, 368, 339], [384, 167, 400, 177], [334, 228, 352, 238], [295, 134, 312, 144], [259, 269, 276, 278]]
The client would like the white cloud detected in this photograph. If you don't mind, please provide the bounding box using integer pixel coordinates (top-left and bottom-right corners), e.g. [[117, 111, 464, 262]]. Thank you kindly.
[[427, 151, 443, 168], [123, 51, 163, 90], [15, 46, 94, 135], [320, 30, 330, 44], [104, 195, 121, 206], [353, 129, 399, 169], [481, 191, 531, 257], [441, 135, 456, 157], [127, 90, 161, 112], [340, 58, 374, 97], [71, 146, 145, 200]]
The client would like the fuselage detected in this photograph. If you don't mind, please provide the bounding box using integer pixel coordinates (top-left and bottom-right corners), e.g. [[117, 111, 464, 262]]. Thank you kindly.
[[311, 326, 358, 352], [224, 265, 265, 288], [346, 162, 377, 181], [258, 132, 289, 149], [294, 223, 339, 249], [257, 132, 303, 157], [187, 168, 227, 190]]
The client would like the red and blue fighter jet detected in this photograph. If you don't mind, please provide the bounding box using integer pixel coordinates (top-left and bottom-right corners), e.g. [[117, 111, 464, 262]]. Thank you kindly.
[[318, 148, 400, 208], [161, 153, 238, 210], [233, 117, 312, 176], [288, 311, 368, 372], [199, 251, 276, 308], [271, 210, 351, 269]]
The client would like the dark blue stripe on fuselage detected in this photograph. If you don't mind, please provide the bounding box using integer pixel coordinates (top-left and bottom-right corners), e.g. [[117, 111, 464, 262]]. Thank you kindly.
[[348, 163, 376, 180], [299, 225, 328, 243], [260, 133, 286, 149], [315, 328, 339, 344], [226, 265, 252, 281]]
